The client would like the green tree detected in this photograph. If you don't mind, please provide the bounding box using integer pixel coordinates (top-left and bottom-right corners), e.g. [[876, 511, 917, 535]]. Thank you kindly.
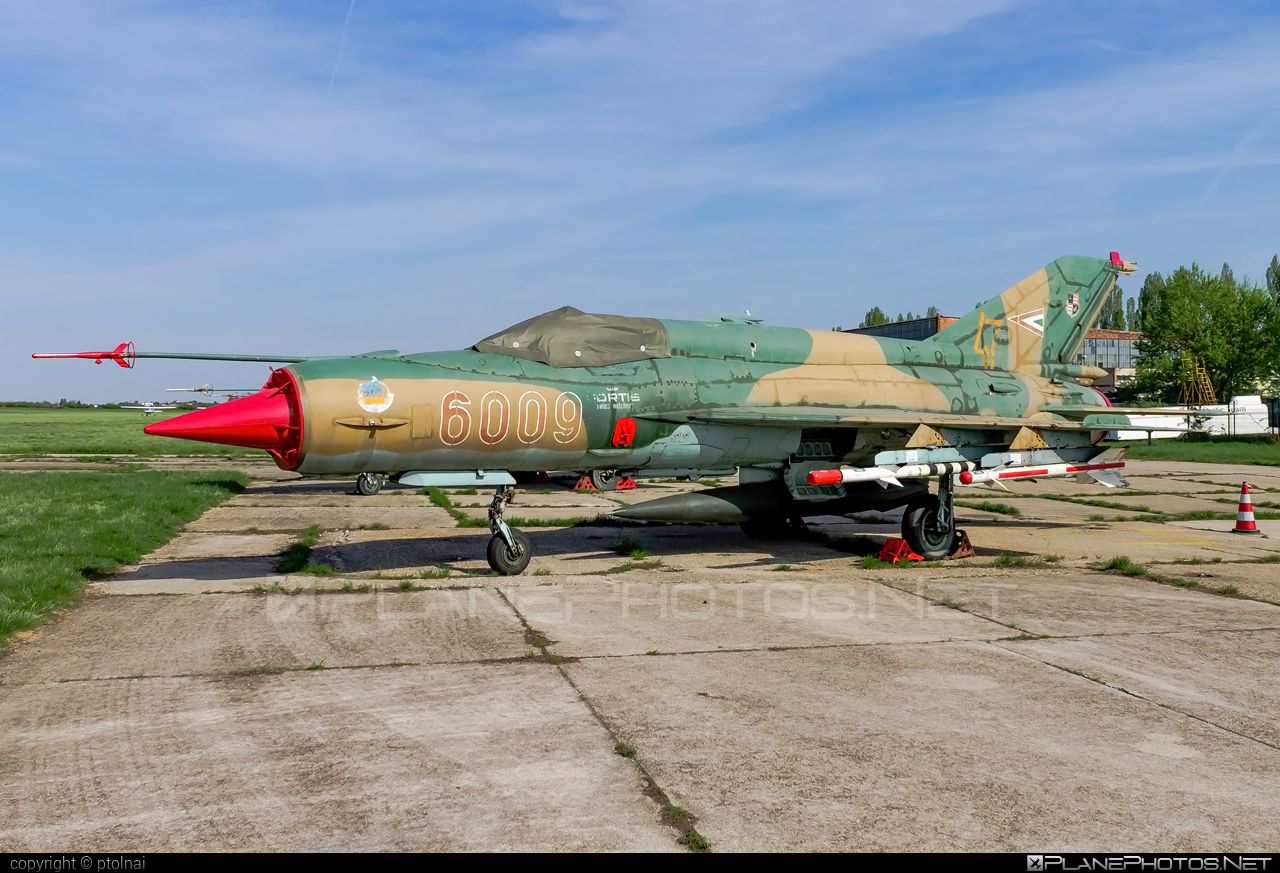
[[926, 305, 939, 318], [1124, 297, 1137, 332], [1132, 262, 1280, 402], [859, 306, 887, 329], [1266, 254, 1280, 306]]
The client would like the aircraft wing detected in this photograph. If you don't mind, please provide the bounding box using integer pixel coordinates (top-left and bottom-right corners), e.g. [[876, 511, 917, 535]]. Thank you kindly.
[[643, 406, 1203, 433]]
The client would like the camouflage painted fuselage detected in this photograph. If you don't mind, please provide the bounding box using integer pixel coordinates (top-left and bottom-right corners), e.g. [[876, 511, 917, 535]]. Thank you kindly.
[[281, 255, 1128, 478]]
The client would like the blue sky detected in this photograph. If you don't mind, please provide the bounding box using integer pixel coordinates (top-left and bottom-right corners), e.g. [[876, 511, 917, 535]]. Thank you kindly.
[[6, 0, 1279, 402]]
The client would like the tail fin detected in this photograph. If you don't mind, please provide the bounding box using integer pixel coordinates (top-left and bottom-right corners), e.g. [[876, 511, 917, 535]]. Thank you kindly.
[[929, 254, 1133, 374]]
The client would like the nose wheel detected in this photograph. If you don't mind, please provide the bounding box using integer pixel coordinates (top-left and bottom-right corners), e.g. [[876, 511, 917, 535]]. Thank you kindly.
[[486, 485, 531, 575], [355, 472, 384, 496]]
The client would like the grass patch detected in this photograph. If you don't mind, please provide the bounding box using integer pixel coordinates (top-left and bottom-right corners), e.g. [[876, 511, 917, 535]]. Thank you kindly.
[[1102, 555, 1147, 576], [358, 522, 389, 530], [1038, 494, 1159, 514], [297, 563, 335, 576], [1045, 554, 1062, 563], [612, 538, 648, 559], [1218, 585, 1239, 595], [663, 805, 689, 822], [419, 567, 452, 579], [677, 828, 709, 852], [995, 553, 1038, 566], [954, 500, 1021, 517], [0, 407, 260, 456], [0, 471, 246, 645], [614, 743, 636, 758], [278, 524, 322, 573], [1088, 514, 1106, 522], [421, 486, 598, 528], [1259, 553, 1280, 563], [1109, 436, 1280, 467], [532, 567, 551, 576]]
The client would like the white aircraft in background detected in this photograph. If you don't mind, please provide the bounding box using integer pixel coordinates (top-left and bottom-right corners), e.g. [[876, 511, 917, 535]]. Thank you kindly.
[[121, 403, 179, 415]]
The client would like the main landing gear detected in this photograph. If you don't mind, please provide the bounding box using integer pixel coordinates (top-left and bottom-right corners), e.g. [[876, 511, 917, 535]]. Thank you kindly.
[[589, 469, 619, 491], [486, 485, 531, 575], [901, 474, 958, 561]]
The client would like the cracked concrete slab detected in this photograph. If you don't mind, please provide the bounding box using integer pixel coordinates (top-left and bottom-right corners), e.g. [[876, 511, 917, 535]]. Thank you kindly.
[[874, 571, 1280, 637], [514, 574, 1009, 658], [998, 629, 1280, 748], [564, 643, 1280, 852], [0, 590, 528, 683], [0, 664, 676, 852]]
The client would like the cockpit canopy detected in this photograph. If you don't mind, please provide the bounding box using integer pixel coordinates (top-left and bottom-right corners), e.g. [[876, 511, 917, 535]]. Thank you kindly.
[[472, 306, 672, 368]]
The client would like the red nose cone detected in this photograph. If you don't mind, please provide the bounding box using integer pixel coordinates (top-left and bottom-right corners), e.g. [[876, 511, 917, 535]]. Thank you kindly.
[[145, 369, 304, 469]]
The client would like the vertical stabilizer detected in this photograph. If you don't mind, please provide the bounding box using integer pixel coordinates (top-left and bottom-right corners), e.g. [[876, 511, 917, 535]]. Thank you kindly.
[[928, 254, 1132, 374]]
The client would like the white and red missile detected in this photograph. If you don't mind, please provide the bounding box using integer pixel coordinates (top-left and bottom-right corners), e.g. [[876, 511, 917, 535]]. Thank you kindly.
[[806, 459, 1125, 488], [807, 462, 975, 487], [957, 460, 1124, 485]]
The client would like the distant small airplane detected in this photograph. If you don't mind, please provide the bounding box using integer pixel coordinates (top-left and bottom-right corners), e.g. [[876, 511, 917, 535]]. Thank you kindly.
[[167, 384, 258, 401], [121, 404, 179, 415]]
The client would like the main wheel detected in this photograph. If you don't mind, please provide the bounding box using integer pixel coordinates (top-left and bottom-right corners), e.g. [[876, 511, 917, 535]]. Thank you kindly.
[[590, 469, 619, 491], [901, 497, 957, 561], [487, 529, 532, 575], [355, 472, 384, 496]]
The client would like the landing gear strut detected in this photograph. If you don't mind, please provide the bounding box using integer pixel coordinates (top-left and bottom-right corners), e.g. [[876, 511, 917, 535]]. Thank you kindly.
[[901, 474, 957, 561], [486, 485, 531, 575], [355, 472, 384, 496]]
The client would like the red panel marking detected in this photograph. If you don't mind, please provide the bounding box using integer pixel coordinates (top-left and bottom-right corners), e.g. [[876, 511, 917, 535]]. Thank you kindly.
[[612, 417, 637, 448]]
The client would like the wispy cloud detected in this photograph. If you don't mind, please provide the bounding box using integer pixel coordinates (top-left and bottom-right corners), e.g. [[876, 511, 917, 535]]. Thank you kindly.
[[4, 1, 1279, 400]]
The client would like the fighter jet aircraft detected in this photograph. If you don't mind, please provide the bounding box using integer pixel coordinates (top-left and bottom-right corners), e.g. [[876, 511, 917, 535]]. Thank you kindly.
[[35, 252, 1209, 573]]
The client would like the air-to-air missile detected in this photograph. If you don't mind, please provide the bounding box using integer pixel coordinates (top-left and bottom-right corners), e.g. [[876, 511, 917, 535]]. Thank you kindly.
[[36, 252, 1216, 573]]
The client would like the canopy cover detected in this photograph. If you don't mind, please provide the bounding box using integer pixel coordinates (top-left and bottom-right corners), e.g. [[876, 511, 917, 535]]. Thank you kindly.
[[472, 306, 672, 368]]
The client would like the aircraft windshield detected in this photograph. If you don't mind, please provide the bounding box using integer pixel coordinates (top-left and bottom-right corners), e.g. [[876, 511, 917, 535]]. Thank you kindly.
[[472, 306, 672, 368]]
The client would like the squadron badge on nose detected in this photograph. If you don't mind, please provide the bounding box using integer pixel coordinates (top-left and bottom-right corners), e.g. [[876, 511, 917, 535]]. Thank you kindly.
[[357, 376, 394, 413]]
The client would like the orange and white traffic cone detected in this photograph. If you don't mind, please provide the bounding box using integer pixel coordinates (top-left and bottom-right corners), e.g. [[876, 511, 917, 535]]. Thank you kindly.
[[1232, 482, 1260, 535]]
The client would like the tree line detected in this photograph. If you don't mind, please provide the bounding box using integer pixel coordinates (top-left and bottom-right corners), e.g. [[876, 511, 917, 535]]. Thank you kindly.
[[1121, 255, 1280, 403]]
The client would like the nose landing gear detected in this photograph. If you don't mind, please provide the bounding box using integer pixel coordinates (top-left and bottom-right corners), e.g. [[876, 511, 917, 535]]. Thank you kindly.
[[486, 485, 531, 575], [355, 472, 385, 496]]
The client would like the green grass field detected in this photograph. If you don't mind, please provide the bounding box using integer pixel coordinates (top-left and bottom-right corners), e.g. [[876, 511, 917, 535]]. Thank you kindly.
[[1109, 436, 1280, 466], [0, 407, 258, 456], [0, 470, 247, 645]]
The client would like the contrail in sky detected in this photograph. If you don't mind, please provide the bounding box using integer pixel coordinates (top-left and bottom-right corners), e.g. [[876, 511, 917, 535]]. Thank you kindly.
[[327, 0, 357, 96]]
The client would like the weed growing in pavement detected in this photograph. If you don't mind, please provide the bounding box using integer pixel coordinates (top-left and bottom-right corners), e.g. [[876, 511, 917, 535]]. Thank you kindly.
[[677, 829, 710, 852], [532, 567, 551, 576], [1102, 556, 1147, 576], [615, 743, 636, 758], [954, 500, 1021, 517], [277, 524, 321, 573], [612, 538, 648, 558], [1045, 554, 1062, 563], [995, 553, 1038, 566], [306, 661, 325, 670], [419, 567, 452, 579]]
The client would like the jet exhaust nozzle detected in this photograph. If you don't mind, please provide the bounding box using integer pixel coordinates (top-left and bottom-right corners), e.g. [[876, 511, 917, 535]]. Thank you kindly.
[[144, 369, 304, 469]]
